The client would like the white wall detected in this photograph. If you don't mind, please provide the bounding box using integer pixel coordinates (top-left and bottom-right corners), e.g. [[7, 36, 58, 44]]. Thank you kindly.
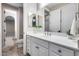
[[0, 3, 2, 56], [15, 7, 23, 40], [14, 7, 23, 39], [23, 3, 38, 55], [19, 7, 23, 39]]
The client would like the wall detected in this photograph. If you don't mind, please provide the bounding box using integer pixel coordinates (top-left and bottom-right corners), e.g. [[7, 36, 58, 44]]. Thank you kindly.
[[49, 3, 68, 11], [78, 3, 79, 17], [19, 7, 23, 39], [15, 6, 23, 40], [0, 3, 2, 56], [23, 3, 38, 55]]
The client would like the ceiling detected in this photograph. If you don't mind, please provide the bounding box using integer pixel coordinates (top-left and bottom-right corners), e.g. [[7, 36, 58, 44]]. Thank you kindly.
[[45, 3, 60, 9], [7, 3, 68, 11], [7, 3, 23, 7]]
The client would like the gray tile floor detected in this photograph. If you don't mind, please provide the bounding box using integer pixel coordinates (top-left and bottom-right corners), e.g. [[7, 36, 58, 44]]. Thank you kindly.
[[2, 37, 23, 56], [2, 45, 23, 56]]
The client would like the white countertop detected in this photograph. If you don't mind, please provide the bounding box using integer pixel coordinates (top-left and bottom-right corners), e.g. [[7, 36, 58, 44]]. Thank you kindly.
[[26, 31, 79, 50]]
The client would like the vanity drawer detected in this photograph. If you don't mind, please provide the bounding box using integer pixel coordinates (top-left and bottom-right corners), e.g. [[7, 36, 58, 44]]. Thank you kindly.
[[31, 36, 48, 48], [27, 44, 31, 54], [49, 50, 59, 56], [49, 43, 74, 56]]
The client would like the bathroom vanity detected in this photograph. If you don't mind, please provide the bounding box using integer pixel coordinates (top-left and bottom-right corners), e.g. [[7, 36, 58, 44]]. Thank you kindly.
[[26, 32, 79, 56], [23, 3, 79, 56]]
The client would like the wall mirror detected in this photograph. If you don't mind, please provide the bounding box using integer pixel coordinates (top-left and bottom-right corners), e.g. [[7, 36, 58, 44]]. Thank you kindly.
[[38, 3, 79, 36], [28, 12, 37, 28]]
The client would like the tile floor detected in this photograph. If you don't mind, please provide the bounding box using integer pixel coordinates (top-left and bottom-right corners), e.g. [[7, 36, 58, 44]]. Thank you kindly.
[[2, 44, 23, 56], [2, 37, 23, 56]]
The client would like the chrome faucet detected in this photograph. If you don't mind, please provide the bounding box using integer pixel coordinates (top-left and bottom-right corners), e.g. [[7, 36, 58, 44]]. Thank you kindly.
[[44, 32, 51, 36]]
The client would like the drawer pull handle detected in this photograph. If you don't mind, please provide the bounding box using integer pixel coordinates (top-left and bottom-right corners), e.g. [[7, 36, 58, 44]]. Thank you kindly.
[[36, 46, 39, 49], [58, 50, 62, 53], [27, 49, 29, 51]]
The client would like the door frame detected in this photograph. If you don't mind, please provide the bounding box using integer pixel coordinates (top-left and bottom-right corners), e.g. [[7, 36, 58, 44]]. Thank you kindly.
[[2, 3, 18, 47]]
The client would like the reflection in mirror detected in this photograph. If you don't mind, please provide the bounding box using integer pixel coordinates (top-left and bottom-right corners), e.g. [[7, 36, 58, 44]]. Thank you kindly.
[[32, 14, 36, 27], [37, 3, 79, 37], [5, 16, 15, 37], [5, 16, 14, 22], [28, 13, 36, 27], [70, 12, 79, 36], [44, 9, 50, 31]]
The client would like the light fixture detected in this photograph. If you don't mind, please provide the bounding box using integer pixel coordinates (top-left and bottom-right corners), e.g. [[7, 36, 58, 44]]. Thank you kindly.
[[40, 3, 49, 8]]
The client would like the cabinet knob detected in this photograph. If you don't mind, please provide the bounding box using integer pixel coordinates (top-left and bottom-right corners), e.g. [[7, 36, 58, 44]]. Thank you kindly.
[[36, 46, 39, 49], [58, 50, 62, 53], [4, 29, 5, 32], [27, 49, 29, 51]]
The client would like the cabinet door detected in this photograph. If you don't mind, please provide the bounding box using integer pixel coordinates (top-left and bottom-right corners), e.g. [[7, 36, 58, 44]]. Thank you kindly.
[[74, 51, 79, 56], [49, 51, 59, 56], [30, 41, 39, 56], [49, 43, 74, 56], [27, 36, 31, 54], [39, 45, 48, 56]]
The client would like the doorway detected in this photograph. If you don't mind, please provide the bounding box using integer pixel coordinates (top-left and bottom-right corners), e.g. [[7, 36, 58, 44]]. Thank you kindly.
[[4, 9, 16, 47], [2, 3, 23, 56]]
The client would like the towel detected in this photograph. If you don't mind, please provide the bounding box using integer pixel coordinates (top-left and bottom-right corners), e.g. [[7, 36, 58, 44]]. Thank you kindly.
[[70, 18, 77, 36], [76, 18, 79, 34]]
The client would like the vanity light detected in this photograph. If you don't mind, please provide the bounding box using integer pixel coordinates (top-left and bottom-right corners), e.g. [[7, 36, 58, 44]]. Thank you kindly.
[[40, 3, 49, 8]]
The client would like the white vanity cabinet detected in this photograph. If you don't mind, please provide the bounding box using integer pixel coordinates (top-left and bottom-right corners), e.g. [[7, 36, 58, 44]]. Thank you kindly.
[[26, 35, 48, 56], [49, 43, 74, 56], [26, 35, 79, 56], [38, 45, 48, 56], [49, 50, 59, 56], [30, 41, 48, 56], [30, 41, 39, 56], [74, 51, 79, 56], [26, 36, 31, 55]]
